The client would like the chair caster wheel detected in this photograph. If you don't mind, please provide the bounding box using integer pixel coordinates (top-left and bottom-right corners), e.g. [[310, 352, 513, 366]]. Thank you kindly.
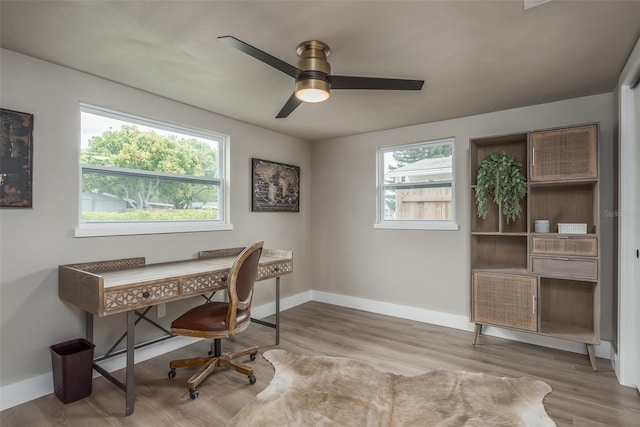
[[250, 352, 257, 361], [189, 388, 199, 399], [248, 374, 256, 384], [168, 368, 176, 379]]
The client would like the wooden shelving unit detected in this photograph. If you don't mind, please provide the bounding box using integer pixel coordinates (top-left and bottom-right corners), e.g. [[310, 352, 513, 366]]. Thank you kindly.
[[470, 124, 600, 370]]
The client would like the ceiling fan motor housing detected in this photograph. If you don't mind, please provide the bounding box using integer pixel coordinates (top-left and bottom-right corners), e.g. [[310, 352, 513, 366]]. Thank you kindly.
[[295, 40, 331, 95]]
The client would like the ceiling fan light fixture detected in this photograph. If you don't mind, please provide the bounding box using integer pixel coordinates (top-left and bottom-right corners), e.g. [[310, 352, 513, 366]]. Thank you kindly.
[[295, 78, 330, 103]]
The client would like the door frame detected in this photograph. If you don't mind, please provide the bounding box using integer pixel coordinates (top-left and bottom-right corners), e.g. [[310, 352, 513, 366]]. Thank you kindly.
[[617, 37, 640, 388]]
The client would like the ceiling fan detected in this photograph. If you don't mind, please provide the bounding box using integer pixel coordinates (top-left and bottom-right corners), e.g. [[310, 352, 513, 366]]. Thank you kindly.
[[218, 36, 425, 118]]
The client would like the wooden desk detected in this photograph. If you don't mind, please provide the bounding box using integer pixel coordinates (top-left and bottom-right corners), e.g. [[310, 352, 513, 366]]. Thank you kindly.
[[59, 248, 293, 415]]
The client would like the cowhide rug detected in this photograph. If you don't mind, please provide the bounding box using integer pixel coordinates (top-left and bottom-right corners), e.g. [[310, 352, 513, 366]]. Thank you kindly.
[[228, 350, 555, 427]]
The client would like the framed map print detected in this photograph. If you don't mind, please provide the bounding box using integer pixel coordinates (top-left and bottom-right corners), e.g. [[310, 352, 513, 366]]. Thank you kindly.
[[1, 108, 33, 208], [252, 158, 300, 212]]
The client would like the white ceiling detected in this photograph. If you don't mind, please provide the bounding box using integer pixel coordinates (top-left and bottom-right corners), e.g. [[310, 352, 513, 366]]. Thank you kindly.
[[1, 1, 639, 141]]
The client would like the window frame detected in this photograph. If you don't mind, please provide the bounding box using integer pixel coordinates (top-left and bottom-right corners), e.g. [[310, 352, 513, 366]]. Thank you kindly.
[[75, 104, 232, 237], [375, 138, 458, 231]]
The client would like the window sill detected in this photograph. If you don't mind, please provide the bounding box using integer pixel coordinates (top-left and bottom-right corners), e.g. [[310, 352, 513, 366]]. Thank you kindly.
[[374, 221, 459, 231], [75, 221, 233, 237]]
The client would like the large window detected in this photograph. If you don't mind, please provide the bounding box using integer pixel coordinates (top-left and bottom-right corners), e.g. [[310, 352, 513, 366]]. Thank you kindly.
[[76, 104, 229, 237], [376, 138, 457, 230]]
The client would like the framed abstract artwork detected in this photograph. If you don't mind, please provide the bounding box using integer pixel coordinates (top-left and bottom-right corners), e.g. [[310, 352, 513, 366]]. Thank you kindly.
[[1, 108, 34, 208], [251, 158, 300, 212]]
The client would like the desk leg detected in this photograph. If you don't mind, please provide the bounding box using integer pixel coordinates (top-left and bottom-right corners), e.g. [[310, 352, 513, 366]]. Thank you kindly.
[[250, 276, 282, 345], [275, 277, 280, 345], [125, 310, 136, 416], [85, 311, 94, 342]]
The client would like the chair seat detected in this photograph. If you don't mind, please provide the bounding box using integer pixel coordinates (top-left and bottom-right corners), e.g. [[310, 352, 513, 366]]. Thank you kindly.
[[171, 302, 250, 336], [168, 241, 263, 398]]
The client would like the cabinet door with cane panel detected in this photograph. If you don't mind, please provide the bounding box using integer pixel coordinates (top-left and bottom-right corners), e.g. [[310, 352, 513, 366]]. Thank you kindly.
[[471, 272, 537, 332], [530, 125, 597, 182]]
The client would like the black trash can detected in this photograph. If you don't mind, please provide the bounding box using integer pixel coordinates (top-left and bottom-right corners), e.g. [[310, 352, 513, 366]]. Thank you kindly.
[[50, 338, 95, 404]]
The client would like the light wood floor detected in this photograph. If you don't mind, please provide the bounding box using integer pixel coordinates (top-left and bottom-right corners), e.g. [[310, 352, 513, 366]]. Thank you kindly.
[[2, 301, 639, 426]]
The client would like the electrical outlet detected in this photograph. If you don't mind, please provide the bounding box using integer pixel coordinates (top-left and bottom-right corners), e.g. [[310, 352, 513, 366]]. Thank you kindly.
[[157, 303, 166, 318]]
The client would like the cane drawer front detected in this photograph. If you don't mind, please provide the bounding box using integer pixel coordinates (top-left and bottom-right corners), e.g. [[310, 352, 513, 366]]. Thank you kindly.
[[531, 236, 597, 257], [530, 256, 597, 280], [472, 272, 537, 332], [530, 125, 597, 181], [104, 280, 180, 314], [180, 272, 228, 296]]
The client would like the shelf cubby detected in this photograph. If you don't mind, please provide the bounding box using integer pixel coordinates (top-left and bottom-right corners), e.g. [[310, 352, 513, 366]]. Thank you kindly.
[[471, 192, 499, 233], [501, 196, 528, 234], [470, 133, 528, 186], [529, 183, 597, 234], [471, 235, 528, 271], [538, 277, 598, 343]]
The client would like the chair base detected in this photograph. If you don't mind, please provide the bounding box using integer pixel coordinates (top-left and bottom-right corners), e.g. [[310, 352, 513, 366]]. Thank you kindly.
[[169, 345, 259, 397]]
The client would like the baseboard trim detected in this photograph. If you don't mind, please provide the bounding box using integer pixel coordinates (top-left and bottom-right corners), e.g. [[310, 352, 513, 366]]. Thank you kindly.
[[611, 344, 619, 374], [311, 290, 613, 360], [251, 290, 312, 320], [1, 288, 612, 411]]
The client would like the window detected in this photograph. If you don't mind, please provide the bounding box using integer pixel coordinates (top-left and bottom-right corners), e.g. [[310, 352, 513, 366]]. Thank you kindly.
[[376, 138, 457, 230], [76, 104, 230, 237]]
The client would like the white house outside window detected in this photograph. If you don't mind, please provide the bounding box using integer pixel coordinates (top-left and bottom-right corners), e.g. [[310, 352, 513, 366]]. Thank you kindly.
[[375, 138, 458, 230], [76, 104, 231, 237]]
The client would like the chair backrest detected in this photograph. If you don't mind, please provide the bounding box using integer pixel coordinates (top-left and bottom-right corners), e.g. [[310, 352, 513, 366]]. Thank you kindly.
[[226, 241, 263, 333]]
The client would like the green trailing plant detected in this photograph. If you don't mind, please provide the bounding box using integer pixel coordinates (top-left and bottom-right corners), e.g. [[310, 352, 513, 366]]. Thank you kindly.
[[475, 152, 527, 224]]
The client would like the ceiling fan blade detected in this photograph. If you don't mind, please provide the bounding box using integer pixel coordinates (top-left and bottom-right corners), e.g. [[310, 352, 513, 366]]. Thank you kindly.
[[276, 93, 303, 118], [329, 75, 424, 91], [218, 35, 300, 78]]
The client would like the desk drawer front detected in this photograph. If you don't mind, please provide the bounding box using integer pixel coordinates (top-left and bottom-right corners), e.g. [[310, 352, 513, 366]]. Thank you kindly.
[[105, 281, 179, 312], [530, 257, 597, 280], [258, 261, 293, 280], [181, 272, 228, 296]]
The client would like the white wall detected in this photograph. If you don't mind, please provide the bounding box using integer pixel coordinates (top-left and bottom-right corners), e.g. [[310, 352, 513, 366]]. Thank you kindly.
[[0, 49, 312, 388], [310, 93, 617, 342]]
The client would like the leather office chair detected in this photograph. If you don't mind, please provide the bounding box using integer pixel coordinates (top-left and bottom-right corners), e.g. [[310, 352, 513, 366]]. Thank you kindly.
[[168, 241, 264, 399]]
